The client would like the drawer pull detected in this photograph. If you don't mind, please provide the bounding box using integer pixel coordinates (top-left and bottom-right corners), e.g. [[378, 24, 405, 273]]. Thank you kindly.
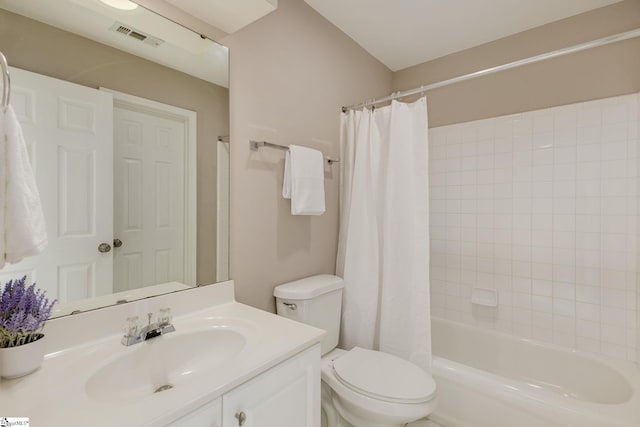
[[235, 411, 247, 426]]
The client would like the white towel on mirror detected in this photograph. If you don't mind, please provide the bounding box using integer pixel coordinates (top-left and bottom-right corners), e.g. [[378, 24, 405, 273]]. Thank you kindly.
[[282, 145, 325, 215], [0, 105, 48, 268]]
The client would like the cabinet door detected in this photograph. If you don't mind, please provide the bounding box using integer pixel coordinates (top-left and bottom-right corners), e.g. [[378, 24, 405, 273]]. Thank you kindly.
[[222, 345, 321, 427], [166, 397, 222, 427]]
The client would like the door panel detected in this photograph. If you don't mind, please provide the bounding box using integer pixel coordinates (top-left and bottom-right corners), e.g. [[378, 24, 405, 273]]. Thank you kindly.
[[113, 106, 185, 292], [0, 67, 113, 303]]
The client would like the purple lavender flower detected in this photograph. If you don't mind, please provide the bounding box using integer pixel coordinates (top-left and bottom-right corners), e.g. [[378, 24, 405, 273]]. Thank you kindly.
[[0, 276, 56, 347]]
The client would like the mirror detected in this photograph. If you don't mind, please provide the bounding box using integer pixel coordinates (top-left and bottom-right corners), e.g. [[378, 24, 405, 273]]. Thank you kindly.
[[0, 0, 229, 317]]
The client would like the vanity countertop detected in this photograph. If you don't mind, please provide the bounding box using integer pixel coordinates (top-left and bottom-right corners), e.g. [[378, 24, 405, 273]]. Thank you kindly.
[[0, 283, 324, 426]]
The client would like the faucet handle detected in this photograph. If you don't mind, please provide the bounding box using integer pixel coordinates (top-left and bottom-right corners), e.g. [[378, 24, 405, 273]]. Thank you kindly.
[[158, 307, 172, 326], [124, 316, 140, 337]]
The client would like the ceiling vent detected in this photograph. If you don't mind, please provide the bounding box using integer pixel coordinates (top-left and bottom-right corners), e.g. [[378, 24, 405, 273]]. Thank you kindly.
[[109, 22, 164, 47]]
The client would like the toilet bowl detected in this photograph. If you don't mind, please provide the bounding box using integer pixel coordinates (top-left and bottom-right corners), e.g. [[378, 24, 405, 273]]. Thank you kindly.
[[321, 348, 437, 427], [274, 275, 437, 427]]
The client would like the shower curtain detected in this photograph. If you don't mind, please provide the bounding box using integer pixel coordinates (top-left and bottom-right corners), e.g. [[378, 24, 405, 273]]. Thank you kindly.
[[336, 97, 431, 371]]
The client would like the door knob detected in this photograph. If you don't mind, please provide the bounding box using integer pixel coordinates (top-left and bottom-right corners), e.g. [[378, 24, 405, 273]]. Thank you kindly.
[[98, 243, 112, 253], [235, 411, 246, 426], [113, 238, 123, 248]]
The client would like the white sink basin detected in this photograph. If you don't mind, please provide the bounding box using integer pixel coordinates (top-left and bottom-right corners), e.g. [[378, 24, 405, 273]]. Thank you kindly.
[[85, 328, 245, 401], [1, 283, 326, 427]]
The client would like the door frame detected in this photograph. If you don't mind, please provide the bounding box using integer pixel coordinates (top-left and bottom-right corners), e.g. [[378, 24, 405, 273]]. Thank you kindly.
[[101, 88, 197, 287], [216, 138, 230, 282]]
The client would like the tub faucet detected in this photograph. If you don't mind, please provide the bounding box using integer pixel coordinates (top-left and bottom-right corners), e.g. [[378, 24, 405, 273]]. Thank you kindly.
[[121, 308, 176, 346]]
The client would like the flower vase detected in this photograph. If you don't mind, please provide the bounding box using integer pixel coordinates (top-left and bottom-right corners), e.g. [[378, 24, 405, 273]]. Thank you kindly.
[[0, 334, 46, 379]]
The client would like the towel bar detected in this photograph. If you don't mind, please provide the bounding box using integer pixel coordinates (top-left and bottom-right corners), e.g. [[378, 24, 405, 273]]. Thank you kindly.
[[249, 140, 339, 164], [0, 51, 10, 111]]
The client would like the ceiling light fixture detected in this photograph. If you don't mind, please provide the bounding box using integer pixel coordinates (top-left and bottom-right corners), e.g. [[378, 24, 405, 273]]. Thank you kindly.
[[99, 0, 139, 11]]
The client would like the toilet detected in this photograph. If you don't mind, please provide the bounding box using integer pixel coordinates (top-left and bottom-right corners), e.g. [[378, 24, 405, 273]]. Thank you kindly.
[[274, 274, 437, 427]]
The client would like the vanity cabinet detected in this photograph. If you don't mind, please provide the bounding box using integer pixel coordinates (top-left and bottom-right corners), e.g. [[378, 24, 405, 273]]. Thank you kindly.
[[166, 344, 320, 427], [222, 344, 320, 427]]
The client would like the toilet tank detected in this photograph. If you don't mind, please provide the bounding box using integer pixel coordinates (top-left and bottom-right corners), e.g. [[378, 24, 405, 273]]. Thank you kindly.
[[274, 275, 344, 355]]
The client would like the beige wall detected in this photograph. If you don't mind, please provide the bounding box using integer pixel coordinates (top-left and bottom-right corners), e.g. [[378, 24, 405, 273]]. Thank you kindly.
[[0, 9, 229, 285], [103, 0, 640, 314], [392, 0, 640, 127], [222, 0, 392, 312]]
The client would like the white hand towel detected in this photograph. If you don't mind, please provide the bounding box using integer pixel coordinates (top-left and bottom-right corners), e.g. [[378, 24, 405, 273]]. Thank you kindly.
[[0, 105, 48, 268], [282, 145, 325, 215]]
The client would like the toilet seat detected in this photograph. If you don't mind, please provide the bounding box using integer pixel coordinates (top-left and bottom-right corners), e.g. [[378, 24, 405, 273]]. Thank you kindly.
[[332, 347, 436, 404]]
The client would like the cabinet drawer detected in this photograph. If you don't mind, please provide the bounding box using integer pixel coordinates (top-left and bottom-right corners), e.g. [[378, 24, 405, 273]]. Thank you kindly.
[[165, 397, 222, 427]]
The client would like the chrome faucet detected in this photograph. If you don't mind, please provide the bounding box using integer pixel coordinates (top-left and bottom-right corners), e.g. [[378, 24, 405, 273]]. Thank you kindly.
[[121, 308, 176, 346]]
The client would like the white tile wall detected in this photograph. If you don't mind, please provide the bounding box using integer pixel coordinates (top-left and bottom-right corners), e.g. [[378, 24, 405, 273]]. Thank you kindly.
[[429, 93, 640, 361]]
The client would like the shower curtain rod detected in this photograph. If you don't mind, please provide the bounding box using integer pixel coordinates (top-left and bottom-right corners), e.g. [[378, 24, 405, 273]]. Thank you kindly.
[[341, 28, 640, 112]]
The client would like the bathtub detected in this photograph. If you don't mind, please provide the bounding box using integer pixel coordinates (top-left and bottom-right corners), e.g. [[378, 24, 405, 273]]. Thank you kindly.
[[430, 317, 640, 427]]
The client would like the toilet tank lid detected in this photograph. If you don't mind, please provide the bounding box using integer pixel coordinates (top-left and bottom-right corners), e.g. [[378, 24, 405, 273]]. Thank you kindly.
[[274, 274, 344, 300]]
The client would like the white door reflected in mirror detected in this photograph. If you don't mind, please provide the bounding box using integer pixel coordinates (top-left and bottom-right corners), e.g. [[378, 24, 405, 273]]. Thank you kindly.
[[0, 67, 114, 303], [111, 91, 197, 292], [0, 69, 198, 310]]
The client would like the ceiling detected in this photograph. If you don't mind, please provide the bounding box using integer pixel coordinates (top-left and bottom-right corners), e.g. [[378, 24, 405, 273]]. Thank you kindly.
[[0, 0, 229, 87], [303, 0, 623, 71], [164, 0, 277, 34]]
